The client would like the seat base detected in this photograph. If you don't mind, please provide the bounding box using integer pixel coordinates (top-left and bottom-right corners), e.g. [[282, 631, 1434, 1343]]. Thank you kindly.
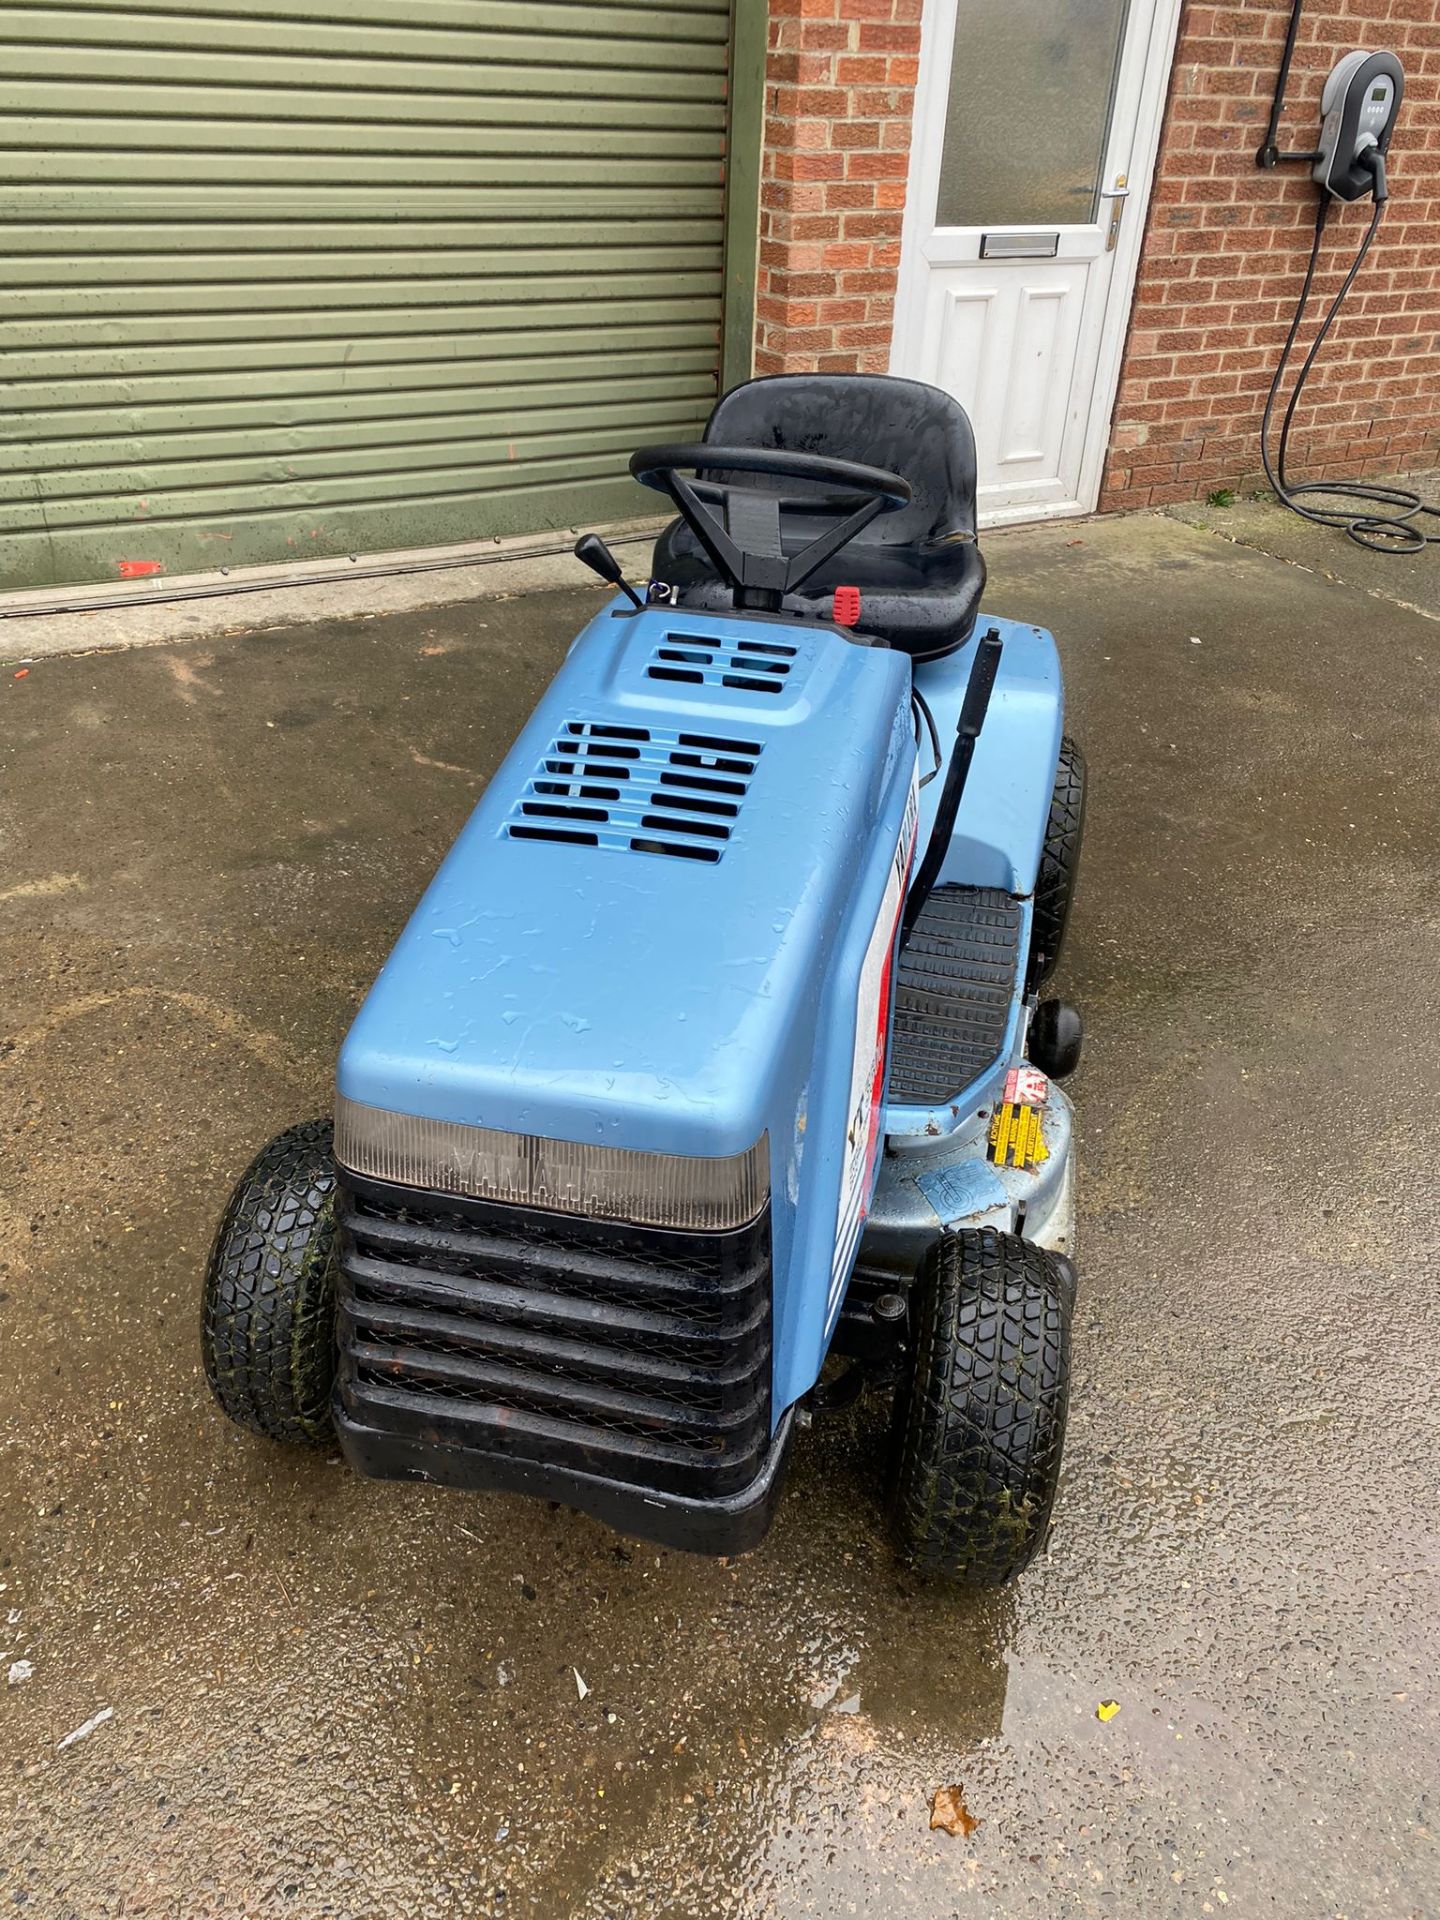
[[652, 521, 985, 663]]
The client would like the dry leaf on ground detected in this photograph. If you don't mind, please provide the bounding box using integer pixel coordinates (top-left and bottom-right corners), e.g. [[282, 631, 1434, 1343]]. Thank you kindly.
[[929, 1784, 979, 1838]]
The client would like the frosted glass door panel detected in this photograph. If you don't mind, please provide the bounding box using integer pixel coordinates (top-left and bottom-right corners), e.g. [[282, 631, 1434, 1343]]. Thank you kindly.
[[936, 0, 1131, 228]]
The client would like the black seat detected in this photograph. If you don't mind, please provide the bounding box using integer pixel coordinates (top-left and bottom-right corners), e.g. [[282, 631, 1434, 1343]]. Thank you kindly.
[[651, 373, 985, 661]]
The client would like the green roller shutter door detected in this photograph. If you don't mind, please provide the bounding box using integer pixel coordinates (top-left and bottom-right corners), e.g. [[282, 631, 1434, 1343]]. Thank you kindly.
[[0, 0, 734, 591]]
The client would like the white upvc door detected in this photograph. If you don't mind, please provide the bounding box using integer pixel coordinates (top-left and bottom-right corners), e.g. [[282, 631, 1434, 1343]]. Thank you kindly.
[[891, 0, 1182, 525]]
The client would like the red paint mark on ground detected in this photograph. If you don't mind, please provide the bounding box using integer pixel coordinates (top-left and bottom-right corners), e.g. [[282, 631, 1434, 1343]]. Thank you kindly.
[[117, 560, 164, 578]]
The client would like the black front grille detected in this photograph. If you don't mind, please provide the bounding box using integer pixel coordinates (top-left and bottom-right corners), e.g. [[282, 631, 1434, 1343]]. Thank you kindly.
[[336, 1176, 773, 1500]]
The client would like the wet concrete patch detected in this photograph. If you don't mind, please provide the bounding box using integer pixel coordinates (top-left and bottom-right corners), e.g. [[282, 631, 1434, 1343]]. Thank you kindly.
[[2, 535, 1438, 1916], [1166, 469, 1440, 625]]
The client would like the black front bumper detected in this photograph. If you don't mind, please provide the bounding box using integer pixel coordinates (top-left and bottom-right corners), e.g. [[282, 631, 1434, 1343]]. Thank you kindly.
[[333, 1173, 791, 1555], [336, 1400, 796, 1556]]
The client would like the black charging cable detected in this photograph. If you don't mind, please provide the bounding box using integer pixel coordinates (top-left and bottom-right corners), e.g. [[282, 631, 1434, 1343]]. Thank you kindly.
[[1261, 163, 1440, 555]]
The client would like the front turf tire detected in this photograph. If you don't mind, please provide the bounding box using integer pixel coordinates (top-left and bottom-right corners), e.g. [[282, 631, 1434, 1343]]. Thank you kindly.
[[887, 1228, 1072, 1586], [201, 1118, 340, 1446]]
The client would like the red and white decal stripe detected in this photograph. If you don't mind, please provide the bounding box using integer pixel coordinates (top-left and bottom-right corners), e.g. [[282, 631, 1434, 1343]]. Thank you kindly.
[[829, 771, 920, 1312]]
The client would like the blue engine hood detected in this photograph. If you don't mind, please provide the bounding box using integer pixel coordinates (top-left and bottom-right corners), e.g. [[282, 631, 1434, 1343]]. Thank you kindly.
[[338, 600, 915, 1162]]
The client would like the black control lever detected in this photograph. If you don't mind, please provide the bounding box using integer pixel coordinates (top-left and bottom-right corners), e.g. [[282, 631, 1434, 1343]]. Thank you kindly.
[[574, 533, 643, 608], [902, 627, 1004, 944]]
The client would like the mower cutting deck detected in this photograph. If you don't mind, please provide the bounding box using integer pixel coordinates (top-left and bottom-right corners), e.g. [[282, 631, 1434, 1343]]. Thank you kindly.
[[201, 374, 1085, 1586]]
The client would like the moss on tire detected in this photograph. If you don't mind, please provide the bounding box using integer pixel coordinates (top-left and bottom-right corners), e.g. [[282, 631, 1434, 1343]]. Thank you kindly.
[[887, 1228, 1072, 1586], [201, 1118, 339, 1446], [1028, 735, 1086, 991]]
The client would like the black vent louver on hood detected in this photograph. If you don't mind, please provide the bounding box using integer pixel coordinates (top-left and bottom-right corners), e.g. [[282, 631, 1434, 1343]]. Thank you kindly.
[[506, 723, 763, 864], [646, 632, 797, 696]]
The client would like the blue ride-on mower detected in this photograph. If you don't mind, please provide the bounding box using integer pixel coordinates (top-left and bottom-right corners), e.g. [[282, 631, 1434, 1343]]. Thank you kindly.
[[201, 374, 1085, 1586]]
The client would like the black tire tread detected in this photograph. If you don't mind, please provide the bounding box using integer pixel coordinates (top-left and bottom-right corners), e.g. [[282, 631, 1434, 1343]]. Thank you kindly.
[[887, 1228, 1071, 1585], [1028, 735, 1086, 990], [201, 1119, 339, 1446]]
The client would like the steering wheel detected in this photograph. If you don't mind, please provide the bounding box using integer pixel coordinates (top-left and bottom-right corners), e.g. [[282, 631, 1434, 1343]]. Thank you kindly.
[[629, 442, 912, 613]]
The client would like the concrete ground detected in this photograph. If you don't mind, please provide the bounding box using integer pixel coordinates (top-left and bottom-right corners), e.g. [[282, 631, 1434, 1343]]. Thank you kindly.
[[2, 509, 1438, 1919], [1170, 468, 1440, 626]]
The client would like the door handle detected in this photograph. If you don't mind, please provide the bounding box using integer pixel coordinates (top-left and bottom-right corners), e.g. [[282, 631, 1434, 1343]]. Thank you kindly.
[[1101, 176, 1130, 252]]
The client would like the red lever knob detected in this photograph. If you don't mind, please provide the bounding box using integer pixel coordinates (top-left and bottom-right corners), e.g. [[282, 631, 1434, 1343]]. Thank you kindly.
[[832, 586, 861, 627]]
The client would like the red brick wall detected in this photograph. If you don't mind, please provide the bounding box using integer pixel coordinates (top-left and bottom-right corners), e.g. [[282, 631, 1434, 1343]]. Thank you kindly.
[[752, 0, 1440, 510], [1101, 0, 1440, 509], [755, 0, 921, 375]]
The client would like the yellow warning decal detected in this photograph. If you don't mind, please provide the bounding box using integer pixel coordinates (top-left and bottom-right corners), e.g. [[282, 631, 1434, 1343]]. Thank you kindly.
[[988, 1102, 1049, 1170]]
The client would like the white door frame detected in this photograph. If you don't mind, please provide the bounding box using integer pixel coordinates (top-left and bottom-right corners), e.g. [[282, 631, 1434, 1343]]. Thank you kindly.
[[890, 0, 1184, 524]]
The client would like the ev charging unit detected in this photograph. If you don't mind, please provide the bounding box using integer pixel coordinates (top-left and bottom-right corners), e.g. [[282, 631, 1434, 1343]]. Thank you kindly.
[[1312, 49, 1403, 202], [1256, 35, 1436, 554]]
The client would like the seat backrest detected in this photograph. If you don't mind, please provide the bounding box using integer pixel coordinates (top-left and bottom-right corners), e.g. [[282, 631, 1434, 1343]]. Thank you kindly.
[[702, 374, 978, 546]]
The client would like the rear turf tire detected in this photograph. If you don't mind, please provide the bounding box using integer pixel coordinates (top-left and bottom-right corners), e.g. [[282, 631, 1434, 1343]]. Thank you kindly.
[[201, 1119, 339, 1446], [1028, 735, 1086, 991], [887, 1228, 1071, 1586]]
